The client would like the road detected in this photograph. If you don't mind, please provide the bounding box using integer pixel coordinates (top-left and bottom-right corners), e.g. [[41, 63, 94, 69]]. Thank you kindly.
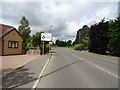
[[36, 47, 118, 88], [2, 47, 119, 89]]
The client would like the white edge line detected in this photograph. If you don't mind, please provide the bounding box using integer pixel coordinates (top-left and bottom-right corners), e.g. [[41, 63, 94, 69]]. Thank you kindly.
[[91, 64, 119, 78], [66, 51, 120, 78], [31, 54, 52, 90], [67, 48, 118, 64]]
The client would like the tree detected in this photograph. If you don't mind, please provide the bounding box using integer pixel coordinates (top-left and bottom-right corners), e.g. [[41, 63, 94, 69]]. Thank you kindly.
[[18, 16, 31, 50], [32, 32, 43, 54], [66, 40, 72, 47], [73, 25, 90, 46], [32, 32, 49, 55], [55, 39, 66, 47], [83, 37, 89, 50], [55, 39, 60, 46], [108, 17, 120, 56], [89, 18, 109, 54]]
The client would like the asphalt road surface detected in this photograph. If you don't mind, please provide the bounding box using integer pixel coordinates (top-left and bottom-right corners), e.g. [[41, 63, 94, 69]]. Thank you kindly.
[[36, 47, 119, 88], [2, 47, 119, 89]]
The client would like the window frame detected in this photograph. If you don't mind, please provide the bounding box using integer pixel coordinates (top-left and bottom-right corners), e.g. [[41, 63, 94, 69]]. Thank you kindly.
[[8, 41, 19, 48]]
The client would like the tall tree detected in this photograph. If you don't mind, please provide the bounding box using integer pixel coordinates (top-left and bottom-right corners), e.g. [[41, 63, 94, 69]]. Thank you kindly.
[[108, 17, 120, 56], [55, 39, 60, 46], [73, 25, 90, 46], [66, 40, 72, 47], [18, 16, 31, 49], [55, 39, 66, 47], [32, 32, 49, 54], [32, 32, 43, 54], [89, 18, 109, 54]]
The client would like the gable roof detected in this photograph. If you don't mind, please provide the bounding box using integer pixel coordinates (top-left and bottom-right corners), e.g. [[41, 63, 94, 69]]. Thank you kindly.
[[0, 24, 23, 40], [0, 24, 15, 37]]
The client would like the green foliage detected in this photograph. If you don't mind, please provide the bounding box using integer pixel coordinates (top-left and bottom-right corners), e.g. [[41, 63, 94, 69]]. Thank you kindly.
[[66, 40, 72, 47], [55, 39, 66, 47], [83, 37, 89, 50], [45, 44, 50, 53], [32, 32, 43, 48], [73, 17, 119, 57], [73, 25, 90, 45], [89, 18, 109, 54], [18, 16, 31, 49], [74, 44, 85, 51], [32, 32, 50, 55], [69, 46, 74, 50], [108, 17, 120, 56], [25, 43, 34, 50]]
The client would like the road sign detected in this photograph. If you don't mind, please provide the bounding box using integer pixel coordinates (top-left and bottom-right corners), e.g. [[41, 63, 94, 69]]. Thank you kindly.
[[41, 33, 52, 41]]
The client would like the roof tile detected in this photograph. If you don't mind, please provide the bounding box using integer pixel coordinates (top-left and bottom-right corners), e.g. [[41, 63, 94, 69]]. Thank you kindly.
[[0, 24, 15, 37]]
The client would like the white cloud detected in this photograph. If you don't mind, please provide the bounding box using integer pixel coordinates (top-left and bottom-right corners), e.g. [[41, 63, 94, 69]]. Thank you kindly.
[[1, 1, 118, 41], [1, 0, 120, 2]]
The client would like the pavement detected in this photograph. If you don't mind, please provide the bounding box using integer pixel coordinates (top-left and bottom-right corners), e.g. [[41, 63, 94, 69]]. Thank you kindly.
[[2, 54, 51, 89], [1, 54, 39, 77], [2, 47, 119, 89]]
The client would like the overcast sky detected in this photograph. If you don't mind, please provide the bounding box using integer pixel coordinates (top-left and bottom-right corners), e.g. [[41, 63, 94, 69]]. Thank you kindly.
[[0, 0, 119, 41]]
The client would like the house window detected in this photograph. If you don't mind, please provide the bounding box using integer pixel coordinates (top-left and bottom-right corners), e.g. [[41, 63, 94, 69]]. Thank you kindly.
[[8, 41, 12, 48], [8, 41, 18, 48]]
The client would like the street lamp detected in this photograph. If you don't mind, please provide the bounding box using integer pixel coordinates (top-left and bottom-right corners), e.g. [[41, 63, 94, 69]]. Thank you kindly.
[[49, 25, 53, 33], [49, 25, 53, 53]]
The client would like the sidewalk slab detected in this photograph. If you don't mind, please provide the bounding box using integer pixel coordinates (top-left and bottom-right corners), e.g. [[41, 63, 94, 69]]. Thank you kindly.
[[2, 54, 51, 89], [1, 54, 39, 77]]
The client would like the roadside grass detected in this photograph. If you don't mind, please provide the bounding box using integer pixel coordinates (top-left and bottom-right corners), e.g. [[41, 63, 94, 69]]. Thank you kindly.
[[68, 46, 74, 50], [88, 52, 119, 59], [68, 47, 119, 59]]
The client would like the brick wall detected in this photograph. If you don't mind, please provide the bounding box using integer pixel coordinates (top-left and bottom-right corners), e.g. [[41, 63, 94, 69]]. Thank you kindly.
[[3, 30, 23, 55]]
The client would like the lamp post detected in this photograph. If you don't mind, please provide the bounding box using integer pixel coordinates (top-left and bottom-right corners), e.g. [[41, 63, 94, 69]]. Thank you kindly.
[[49, 25, 53, 33], [49, 25, 53, 53]]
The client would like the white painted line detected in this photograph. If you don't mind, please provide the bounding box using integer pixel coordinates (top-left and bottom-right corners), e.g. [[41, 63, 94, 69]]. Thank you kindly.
[[91, 64, 119, 78], [66, 48, 118, 64], [31, 54, 52, 90], [87, 53, 118, 64], [66, 51, 120, 78]]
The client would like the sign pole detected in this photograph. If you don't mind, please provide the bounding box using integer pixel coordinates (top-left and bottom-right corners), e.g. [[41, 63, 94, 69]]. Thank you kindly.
[[41, 33, 52, 55], [49, 42, 50, 53], [43, 40, 44, 55]]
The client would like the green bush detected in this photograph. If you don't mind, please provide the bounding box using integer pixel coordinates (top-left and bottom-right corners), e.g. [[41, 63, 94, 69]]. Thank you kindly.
[[108, 17, 120, 57], [74, 44, 85, 51], [45, 44, 51, 53], [25, 43, 34, 50]]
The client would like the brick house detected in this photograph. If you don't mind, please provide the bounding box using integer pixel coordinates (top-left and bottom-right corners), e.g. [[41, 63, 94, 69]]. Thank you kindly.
[[0, 24, 23, 56]]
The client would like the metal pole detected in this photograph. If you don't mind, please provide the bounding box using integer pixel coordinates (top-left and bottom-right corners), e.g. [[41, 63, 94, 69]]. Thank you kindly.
[[43, 40, 44, 55], [48, 25, 53, 53], [49, 42, 50, 53]]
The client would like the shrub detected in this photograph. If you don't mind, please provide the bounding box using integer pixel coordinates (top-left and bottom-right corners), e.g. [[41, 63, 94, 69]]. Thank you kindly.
[[74, 44, 85, 51], [25, 43, 34, 50], [45, 44, 51, 53]]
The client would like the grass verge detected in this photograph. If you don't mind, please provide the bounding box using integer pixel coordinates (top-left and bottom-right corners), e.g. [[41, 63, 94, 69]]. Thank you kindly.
[[87, 52, 119, 59]]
